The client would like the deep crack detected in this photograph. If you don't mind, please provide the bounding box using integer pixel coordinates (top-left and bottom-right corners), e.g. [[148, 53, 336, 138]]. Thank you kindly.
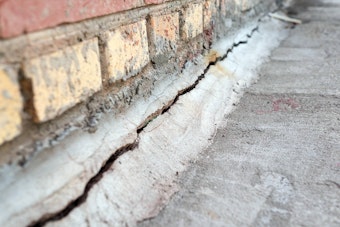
[[28, 142, 138, 227], [138, 26, 259, 133], [28, 22, 262, 227]]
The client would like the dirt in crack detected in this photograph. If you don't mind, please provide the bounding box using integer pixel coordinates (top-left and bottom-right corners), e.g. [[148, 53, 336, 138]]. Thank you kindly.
[[28, 142, 138, 227], [28, 25, 260, 227], [138, 26, 259, 133]]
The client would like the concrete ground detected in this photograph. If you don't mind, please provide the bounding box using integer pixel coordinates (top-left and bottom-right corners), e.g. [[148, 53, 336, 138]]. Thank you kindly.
[[139, 1, 340, 226]]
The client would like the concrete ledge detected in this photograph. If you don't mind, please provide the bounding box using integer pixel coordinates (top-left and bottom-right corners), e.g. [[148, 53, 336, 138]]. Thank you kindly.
[[0, 0, 283, 226]]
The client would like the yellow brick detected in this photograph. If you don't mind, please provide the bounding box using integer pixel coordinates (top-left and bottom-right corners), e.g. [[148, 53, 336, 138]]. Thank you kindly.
[[148, 13, 179, 56], [103, 20, 149, 82], [23, 38, 102, 123], [181, 3, 203, 40], [237, 0, 260, 11], [0, 67, 22, 145], [203, 0, 213, 28]]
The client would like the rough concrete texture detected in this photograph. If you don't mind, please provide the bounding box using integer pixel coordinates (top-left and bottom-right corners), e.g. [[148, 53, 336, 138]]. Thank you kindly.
[[0, 51, 208, 227], [140, 1, 340, 226], [0, 13, 289, 227], [238, 0, 261, 11], [0, 1, 297, 226], [42, 18, 288, 227]]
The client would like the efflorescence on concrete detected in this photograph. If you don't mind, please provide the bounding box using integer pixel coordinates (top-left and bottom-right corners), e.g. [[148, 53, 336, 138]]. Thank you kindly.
[[0, 0, 285, 226]]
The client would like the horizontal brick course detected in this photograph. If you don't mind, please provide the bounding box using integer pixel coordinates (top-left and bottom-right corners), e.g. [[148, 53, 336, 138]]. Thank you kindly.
[[102, 20, 149, 82], [0, 0, 274, 147], [0, 0, 181, 38], [0, 0, 145, 38], [23, 38, 102, 123], [0, 67, 22, 145]]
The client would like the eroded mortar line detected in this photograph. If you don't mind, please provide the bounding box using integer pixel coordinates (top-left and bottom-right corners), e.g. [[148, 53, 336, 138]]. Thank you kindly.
[[29, 22, 262, 227], [137, 26, 259, 132]]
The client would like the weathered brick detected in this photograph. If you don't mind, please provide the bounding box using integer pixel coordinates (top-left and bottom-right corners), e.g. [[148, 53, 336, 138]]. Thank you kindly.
[[23, 38, 102, 123], [148, 13, 179, 61], [0, 67, 22, 145], [103, 20, 149, 82], [181, 3, 203, 40], [238, 0, 261, 12], [203, 0, 217, 28], [0, 0, 145, 38], [203, 0, 218, 49]]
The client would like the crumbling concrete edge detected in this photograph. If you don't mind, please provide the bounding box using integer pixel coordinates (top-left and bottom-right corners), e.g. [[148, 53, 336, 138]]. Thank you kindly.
[[1, 7, 293, 225], [42, 16, 291, 226], [0, 2, 296, 226]]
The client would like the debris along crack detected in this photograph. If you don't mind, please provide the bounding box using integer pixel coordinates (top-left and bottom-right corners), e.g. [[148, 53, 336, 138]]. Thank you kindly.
[[137, 26, 259, 132], [28, 142, 138, 227], [28, 24, 260, 227]]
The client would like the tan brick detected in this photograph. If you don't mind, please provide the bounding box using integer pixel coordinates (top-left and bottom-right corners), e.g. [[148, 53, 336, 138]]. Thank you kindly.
[[23, 38, 102, 123], [0, 67, 22, 145], [181, 3, 203, 40], [103, 20, 149, 82], [148, 13, 179, 59]]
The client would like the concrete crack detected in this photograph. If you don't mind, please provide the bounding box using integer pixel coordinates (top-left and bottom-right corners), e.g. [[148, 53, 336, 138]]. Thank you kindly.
[[137, 26, 259, 133], [28, 19, 265, 227], [28, 142, 138, 227]]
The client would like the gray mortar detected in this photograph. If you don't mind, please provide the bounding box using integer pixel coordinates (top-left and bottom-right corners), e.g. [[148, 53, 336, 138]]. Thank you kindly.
[[0, 0, 195, 63], [0, 0, 283, 173], [139, 1, 340, 226]]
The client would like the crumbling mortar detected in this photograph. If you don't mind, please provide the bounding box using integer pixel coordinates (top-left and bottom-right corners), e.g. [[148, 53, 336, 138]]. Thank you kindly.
[[6, 4, 275, 174], [0, 0, 281, 168], [0, 1, 293, 225], [28, 17, 268, 227], [0, 0, 200, 64]]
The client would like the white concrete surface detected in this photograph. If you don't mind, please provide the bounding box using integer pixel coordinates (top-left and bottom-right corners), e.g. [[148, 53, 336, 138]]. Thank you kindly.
[[139, 1, 340, 226]]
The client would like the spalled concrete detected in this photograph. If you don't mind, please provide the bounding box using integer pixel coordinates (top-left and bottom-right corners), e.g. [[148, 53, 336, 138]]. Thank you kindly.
[[139, 0, 340, 226], [39, 18, 289, 227]]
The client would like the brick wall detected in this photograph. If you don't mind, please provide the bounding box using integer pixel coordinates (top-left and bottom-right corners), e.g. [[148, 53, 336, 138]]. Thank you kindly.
[[0, 0, 280, 225], [0, 0, 276, 155]]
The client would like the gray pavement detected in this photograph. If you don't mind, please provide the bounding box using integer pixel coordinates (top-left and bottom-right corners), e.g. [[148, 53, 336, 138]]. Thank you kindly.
[[139, 1, 340, 226]]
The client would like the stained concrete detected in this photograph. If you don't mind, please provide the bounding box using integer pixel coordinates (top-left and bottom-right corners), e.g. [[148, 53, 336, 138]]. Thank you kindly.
[[139, 0, 340, 226]]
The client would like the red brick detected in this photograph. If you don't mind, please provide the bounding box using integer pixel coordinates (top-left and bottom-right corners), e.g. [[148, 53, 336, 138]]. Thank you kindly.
[[144, 0, 170, 3], [204, 0, 217, 28], [0, 0, 144, 38]]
